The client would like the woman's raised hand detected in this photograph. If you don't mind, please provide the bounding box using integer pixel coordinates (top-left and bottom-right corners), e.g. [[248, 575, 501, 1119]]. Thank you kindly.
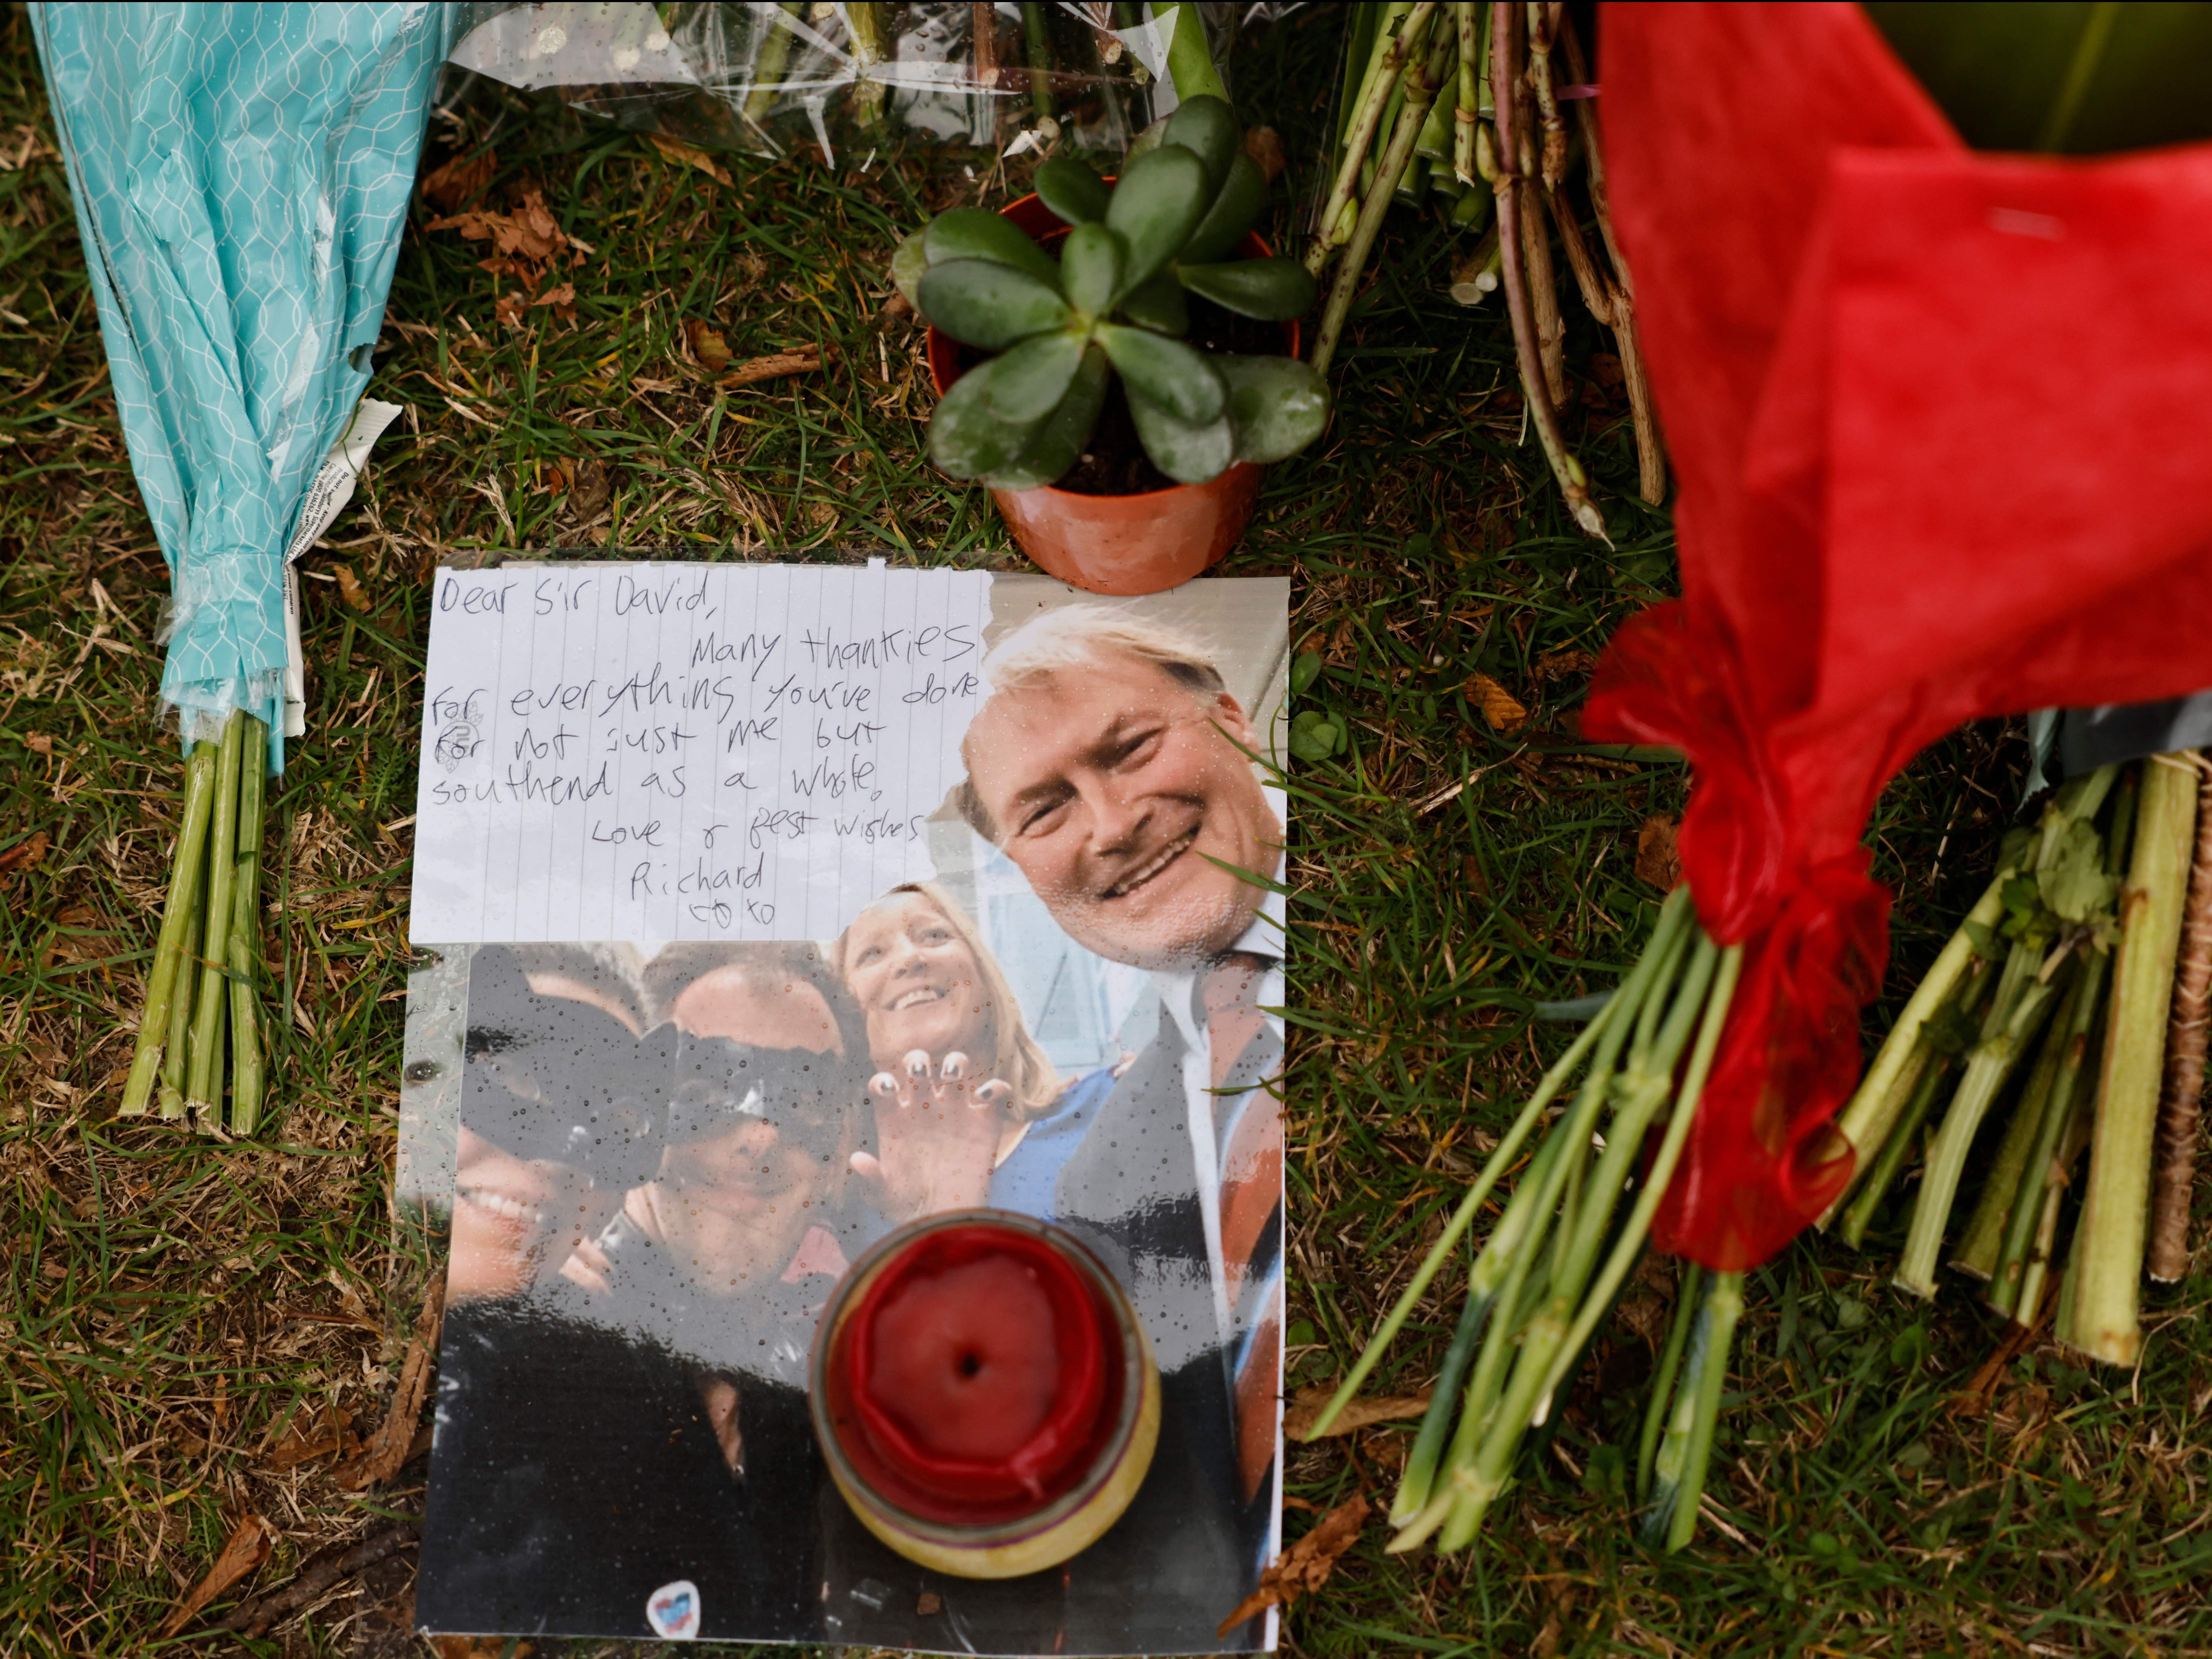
[[848, 1050, 1016, 1223]]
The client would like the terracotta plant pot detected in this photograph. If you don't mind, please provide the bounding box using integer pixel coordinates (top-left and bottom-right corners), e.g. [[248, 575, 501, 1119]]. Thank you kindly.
[[810, 1209, 1160, 1579], [924, 192, 1299, 597]]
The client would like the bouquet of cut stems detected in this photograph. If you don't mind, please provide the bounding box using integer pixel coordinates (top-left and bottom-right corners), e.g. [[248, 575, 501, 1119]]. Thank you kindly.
[[1834, 752, 2212, 1365]]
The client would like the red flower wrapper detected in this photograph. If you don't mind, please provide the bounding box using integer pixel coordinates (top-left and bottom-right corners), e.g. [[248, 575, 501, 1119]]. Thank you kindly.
[[1585, 2, 2212, 1268]]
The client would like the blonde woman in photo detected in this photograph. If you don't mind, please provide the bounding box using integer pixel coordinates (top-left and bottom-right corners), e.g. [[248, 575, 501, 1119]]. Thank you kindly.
[[832, 881, 1118, 1225]]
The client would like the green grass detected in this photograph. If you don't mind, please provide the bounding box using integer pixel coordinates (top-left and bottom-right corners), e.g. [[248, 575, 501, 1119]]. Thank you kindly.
[[2, 5, 2210, 1656]]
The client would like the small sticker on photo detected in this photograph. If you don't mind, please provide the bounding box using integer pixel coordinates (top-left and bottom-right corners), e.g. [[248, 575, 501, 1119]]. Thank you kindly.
[[646, 1578, 700, 1640]]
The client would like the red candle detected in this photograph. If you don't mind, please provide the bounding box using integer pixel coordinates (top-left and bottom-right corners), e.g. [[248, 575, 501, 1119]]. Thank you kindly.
[[812, 1212, 1159, 1577]]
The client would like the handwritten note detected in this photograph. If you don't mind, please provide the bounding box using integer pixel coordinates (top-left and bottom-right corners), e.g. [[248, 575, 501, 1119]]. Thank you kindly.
[[410, 564, 992, 943]]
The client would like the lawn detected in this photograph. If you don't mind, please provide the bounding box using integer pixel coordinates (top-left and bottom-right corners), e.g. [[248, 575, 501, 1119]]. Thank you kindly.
[[2, 5, 2210, 1655]]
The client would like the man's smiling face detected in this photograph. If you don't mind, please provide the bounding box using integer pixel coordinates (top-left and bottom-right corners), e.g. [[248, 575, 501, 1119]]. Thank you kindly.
[[962, 651, 1282, 970]]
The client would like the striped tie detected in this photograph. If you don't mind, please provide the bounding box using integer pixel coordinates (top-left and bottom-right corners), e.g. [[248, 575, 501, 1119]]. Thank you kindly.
[[1201, 952, 1284, 1504]]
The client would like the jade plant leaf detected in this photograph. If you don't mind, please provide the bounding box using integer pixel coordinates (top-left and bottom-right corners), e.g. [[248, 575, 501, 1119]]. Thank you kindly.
[[1096, 322, 1225, 425], [1125, 383, 1236, 484], [1060, 223, 1125, 317], [929, 359, 1042, 479], [917, 260, 1074, 350], [983, 344, 1110, 491], [1180, 151, 1267, 264], [1176, 257, 1315, 321], [1119, 274, 1189, 336], [890, 230, 931, 309], [1161, 94, 1240, 193], [1035, 156, 1112, 225], [1218, 355, 1330, 463], [922, 207, 1060, 285], [985, 331, 1088, 425], [1105, 146, 1211, 288]]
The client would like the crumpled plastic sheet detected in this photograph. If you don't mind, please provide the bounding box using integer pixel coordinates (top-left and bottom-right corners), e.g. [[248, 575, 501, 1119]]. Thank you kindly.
[[32, 2, 453, 765], [444, 1, 1245, 166]]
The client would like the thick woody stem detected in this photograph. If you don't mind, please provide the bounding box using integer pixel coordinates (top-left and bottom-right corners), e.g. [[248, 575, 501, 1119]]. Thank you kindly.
[[2149, 753, 2212, 1282], [1488, 1, 1605, 540], [1559, 18, 1666, 506], [1521, 180, 1567, 406]]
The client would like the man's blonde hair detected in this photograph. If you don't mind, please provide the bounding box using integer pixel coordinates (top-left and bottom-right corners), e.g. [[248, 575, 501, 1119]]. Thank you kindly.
[[956, 606, 1228, 841]]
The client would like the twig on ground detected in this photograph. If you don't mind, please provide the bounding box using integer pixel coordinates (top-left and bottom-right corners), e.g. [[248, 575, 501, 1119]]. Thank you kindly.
[[339, 1273, 446, 1489], [214, 1522, 421, 1638]]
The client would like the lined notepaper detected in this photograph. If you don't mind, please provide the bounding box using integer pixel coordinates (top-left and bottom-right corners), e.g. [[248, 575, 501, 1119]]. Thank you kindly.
[[410, 564, 992, 943]]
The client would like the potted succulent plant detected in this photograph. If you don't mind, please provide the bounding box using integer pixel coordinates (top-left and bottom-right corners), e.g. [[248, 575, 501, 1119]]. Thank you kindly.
[[894, 96, 1327, 594]]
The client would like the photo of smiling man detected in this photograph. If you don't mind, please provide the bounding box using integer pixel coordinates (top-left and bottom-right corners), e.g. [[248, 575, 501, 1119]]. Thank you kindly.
[[949, 594, 1289, 1652]]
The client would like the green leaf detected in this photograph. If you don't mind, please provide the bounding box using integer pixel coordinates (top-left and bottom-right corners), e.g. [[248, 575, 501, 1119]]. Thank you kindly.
[[1096, 322, 1224, 424], [982, 344, 1110, 491], [1289, 650, 1325, 696], [2038, 817, 2118, 924], [1176, 257, 1315, 321], [1125, 383, 1235, 485], [1180, 151, 1267, 263], [1105, 146, 1211, 288], [922, 207, 1060, 285], [1118, 274, 1189, 336], [1161, 94, 1240, 192], [917, 260, 1074, 350], [1060, 223, 1125, 317], [890, 230, 931, 309], [1035, 156, 1112, 225], [1125, 113, 1168, 161], [1289, 709, 1340, 764], [1864, 2, 2212, 154], [1218, 355, 1329, 464], [1961, 918, 2006, 963], [985, 331, 1087, 424], [928, 359, 1042, 480]]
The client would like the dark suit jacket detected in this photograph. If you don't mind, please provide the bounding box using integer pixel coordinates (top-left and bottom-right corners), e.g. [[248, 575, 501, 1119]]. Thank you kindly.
[[415, 1295, 822, 1642]]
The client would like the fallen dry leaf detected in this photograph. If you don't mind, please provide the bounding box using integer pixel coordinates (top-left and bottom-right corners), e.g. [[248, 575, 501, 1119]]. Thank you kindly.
[[722, 347, 826, 390], [1535, 647, 1597, 682], [686, 318, 733, 373], [261, 1404, 358, 1471], [420, 148, 498, 212], [1467, 670, 1527, 731], [434, 1639, 532, 1659], [569, 456, 613, 519], [1217, 1493, 1370, 1635], [648, 132, 735, 186], [1284, 1383, 1433, 1442], [1635, 814, 1683, 890], [339, 1274, 444, 1489], [160, 1513, 271, 1637], [333, 565, 368, 613], [25, 732, 52, 755], [533, 281, 576, 311], [1244, 125, 1288, 182], [0, 830, 47, 872]]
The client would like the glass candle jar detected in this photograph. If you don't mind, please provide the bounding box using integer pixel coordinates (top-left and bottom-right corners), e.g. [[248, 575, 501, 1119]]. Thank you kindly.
[[809, 1209, 1160, 1579]]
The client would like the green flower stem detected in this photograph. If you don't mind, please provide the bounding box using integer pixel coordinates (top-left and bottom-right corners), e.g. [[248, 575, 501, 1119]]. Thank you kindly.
[[1636, 1260, 1702, 1506], [851, 1, 891, 127], [2061, 753, 2198, 1366], [1952, 980, 2079, 1282], [1833, 766, 2117, 1190], [1839, 1044, 1956, 1250], [158, 874, 203, 1121], [2016, 1088, 2095, 1328], [1643, 1268, 1745, 1552], [1452, 2, 1482, 185], [1309, 887, 1692, 1439], [1989, 951, 2108, 1316], [1431, 932, 1723, 1552], [1894, 943, 2074, 1298], [121, 741, 218, 1114], [1535, 941, 1741, 1413], [743, 1, 804, 127], [185, 711, 247, 1120], [227, 720, 267, 1135], [1311, 11, 1450, 375]]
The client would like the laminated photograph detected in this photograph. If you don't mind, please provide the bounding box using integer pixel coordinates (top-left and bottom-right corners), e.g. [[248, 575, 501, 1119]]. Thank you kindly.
[[399, 562, 1289, 1651]]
